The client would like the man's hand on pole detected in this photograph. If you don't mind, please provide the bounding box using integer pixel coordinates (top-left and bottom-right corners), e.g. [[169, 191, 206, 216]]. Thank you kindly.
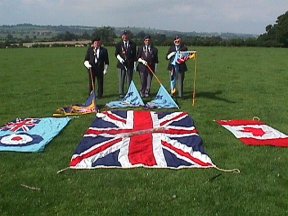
[[84, 60, 92, 69], [138, 58, 147, 66]]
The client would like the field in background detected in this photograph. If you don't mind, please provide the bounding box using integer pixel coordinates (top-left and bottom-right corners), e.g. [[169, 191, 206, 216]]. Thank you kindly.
[[0, 46, 288, 215]]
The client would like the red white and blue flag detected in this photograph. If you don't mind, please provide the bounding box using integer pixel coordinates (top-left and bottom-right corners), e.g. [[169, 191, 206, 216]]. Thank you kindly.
[[217, 120, 288, 147], [70, 110, 214, 169], [0, 117, 71, 152]]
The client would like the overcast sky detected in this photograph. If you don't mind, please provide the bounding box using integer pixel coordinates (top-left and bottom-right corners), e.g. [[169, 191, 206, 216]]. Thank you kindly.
[[0, 0, 287, 35]]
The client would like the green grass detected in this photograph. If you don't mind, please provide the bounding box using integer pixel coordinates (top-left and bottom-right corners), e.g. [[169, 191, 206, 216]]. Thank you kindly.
[[0, 46, 288, 216]]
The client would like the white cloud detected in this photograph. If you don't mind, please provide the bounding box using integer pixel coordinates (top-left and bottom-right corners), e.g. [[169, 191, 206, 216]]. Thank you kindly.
[[1, 0, 288, 34]]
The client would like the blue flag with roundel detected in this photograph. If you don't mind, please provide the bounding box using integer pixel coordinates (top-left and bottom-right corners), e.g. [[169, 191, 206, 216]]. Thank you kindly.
[[106, 81, 144, 108], [0, 117, 71, 152], [146, 85, 179, 109]]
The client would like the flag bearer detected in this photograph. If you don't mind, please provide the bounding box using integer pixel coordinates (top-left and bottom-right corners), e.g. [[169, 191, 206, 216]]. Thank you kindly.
[[136, 35, 159, 97], [166, 36, 188, 98], [84, 37, 109, 98]]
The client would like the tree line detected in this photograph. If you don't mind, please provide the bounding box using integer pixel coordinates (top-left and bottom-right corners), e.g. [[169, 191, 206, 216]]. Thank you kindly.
[[1, 11, 287, 48]]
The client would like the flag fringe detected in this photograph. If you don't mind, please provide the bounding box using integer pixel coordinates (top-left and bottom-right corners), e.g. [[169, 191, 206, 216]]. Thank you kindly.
[[214, 166, 240, 173]]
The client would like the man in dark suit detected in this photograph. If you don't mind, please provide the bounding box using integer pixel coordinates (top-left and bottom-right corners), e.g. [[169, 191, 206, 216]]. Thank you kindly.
[[115, 30, 137, 98], [166, 36, 188, 98], [84, 37, 109, 98], [137, 35, 159, 97]]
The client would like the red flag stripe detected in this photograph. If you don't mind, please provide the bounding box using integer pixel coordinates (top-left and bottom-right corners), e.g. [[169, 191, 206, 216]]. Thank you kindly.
[[128, 111, 157, 166], [160, 112, 188, 126], [162, 140, 212, 167], [104, 111, 127, 124], [70, 138, 122, 167], [240, 138, 288, 147]]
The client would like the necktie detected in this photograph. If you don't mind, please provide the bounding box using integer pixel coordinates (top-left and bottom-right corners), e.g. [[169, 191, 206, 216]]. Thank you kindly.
[[94, 48, 98, 64]]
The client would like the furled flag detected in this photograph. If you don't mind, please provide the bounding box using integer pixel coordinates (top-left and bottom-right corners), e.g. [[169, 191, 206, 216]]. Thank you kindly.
[[146, 85, 179, 109], [106, 81, 145, 108], [0, 117, 71, 152], [217, 119, 288, 147], [172, 51, 196, 66], [53, 91, 97, 117], [170, 51, 196, 95], [70, 110, 214, 169]]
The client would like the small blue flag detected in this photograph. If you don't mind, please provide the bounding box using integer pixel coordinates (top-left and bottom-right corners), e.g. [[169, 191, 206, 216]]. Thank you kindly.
[[146, 85, 179, 109], [106, 81, 144, 108], [0, 117, 71, 152]]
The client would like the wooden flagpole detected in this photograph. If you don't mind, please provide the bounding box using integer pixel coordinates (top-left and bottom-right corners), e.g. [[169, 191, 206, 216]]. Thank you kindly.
[[146, 64, 162, 86], [89, 68, 97, 111], [192, 53, 197, 106]]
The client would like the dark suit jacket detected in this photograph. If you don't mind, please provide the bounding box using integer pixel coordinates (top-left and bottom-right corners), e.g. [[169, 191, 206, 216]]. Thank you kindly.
[[136, 45, 158, 72], [166, 44, 188, 72], [84, 46, 109, 72], [115, 40, 137, 69]]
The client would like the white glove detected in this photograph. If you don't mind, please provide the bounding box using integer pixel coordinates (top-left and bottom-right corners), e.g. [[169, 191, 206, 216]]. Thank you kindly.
[[133, 62, 137, 72], [167, 51, 176, 60], [103, 64, 108, 75], [116, 54, 125, 64], [84, 60, 92, 69], [154, 63, 158, 73], [138, 58, 147, 66]]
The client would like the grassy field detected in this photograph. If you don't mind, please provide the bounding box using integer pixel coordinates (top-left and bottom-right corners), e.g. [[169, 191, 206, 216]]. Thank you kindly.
[[0, 46, 288, 215]]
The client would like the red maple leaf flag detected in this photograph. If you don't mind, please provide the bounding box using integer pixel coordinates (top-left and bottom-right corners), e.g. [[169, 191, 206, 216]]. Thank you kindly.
[[216, 120, 288, 147]]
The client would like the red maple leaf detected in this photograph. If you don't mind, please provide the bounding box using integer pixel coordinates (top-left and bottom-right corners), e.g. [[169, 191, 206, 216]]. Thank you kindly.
[[241, 127, 266, 137]]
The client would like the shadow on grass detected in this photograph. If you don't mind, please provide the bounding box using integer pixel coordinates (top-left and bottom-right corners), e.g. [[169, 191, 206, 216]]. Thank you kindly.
[[179, 90, 235, 103]]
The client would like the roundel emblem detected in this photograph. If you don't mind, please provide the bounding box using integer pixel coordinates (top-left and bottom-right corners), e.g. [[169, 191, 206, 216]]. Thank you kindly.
[[0, 133, 43, 146]]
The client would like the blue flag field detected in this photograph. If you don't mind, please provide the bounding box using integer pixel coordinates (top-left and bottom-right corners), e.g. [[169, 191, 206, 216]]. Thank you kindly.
[[0, 117, 71, 152]]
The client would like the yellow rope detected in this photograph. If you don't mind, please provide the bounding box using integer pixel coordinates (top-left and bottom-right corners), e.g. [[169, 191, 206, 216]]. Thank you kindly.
[[57, 167, 70, 174], [214, 166, 240, 173], [253, 116, 260, 121]]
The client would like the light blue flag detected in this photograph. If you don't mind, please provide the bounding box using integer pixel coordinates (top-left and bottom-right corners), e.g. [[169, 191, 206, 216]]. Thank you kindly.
[[0, 117, 71, 152], [146, 85, 179, 109], [106, 81, 145, 108]]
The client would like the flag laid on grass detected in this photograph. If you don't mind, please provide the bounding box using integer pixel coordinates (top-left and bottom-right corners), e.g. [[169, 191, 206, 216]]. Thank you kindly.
[[53, 91, 97, 117], [217, 119, 288, 147], [106, 81, 144, 108], [146, 85, 179, 109], [70, 110, 214, 169], [0, 117, 71, 152]]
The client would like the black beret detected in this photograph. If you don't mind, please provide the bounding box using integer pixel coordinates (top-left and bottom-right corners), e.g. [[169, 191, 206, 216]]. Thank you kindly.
[[92, 37, 101, 43], [122, 30, 129, 35], [144, 35, 151, 40], [174, 35, 181, 40]]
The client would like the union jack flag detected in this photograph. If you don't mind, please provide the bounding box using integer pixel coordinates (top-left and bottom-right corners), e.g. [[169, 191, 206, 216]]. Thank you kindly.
[[70, 110, 214, 169], [0, 118, 40, 132]]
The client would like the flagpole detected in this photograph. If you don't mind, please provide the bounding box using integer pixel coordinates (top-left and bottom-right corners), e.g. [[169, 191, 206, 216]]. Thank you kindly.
[[146, 64, 162, 86], [192, 53, 197, 106], [89, 68, 97, 112]]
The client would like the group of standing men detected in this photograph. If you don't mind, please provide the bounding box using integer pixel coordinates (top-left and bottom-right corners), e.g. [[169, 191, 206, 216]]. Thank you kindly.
[[83, 30, 189, 99]]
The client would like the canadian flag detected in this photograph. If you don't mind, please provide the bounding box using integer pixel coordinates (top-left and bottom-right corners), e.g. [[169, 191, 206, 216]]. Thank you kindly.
[[217, 120, 288, 147]]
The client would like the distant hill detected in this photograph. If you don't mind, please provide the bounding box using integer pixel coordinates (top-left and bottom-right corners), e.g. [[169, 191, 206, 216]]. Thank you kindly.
[[0, 23, 257, 40]]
